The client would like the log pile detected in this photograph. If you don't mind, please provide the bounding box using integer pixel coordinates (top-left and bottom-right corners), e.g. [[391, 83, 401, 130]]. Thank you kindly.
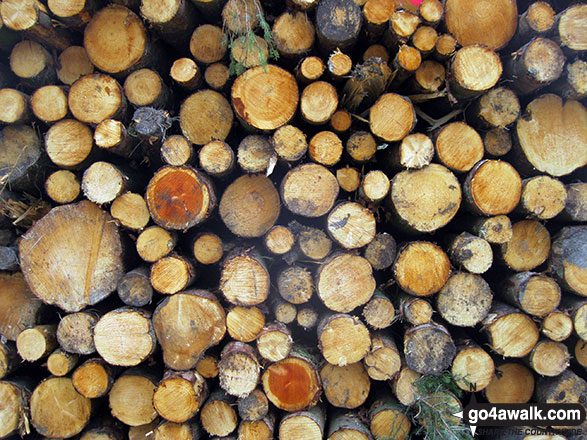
[[0, 0, 586, 439]]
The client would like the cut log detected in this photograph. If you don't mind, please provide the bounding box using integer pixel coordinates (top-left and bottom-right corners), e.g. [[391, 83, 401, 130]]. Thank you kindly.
[[485, 362, 534, 403], [364, 233, 396, 271], [549, 226, 587, 297], [82, 162, 132, 205], [146, 166, 216, 230], [111, 192, 150, 231], [368, 397, 412, 440], [19, 201, 124, 312], [309, 131, 343, 166], [170, 57, 201, 91], [47, 349, 78, 376], [388, 133, 434, 170], [220, 250, 270, 306], [237, 135, 274, 173], [560, 296, 587, 341], [16, 324, 57, 362], [419, 0, 443, 26], [468, 87, 520, 130], [94, 119, 135, 158], [72, 358, 116, 398], [393, 241, 451, 297], [561, 183, 587, 222], [124, 68, 169, 108], [396, 294, 433, 326], [0, 380, 29, 438], [117, 267, 153, 308], [198, 140, 235, 178], [345, 131, 376, 164], [433, 34, 457, 61], [363, 0, 394, 38], [0, 124, 43, 192], [9, 40, 56, 89], [262, 347, 321, 411], [536, 370, 587, 430], [279, 406, 325, 440], [573, 339, 587, 369], [403, 322, 456, 374], [315, 0, 362, 53], [45, 170, 80, 204], [359, 170, 389, 204], [369, 93, 415, 142], [264, 226, 294, 256], [327, 50, 352, 81], [56, 311, 98, 355], [153, 370, 208, 423], [150, 254, 195, 294], [451, 341, 495, 392], [515, 94, 587, 177], [231, 65, 298, 130], [390, 45, 422, 87], [238, 415, 274, 440], [226, 306, 265, 342], [336, 167, 361, 193], [517, 176, 567, 220], [527, 339, 569, 377], [342, 58, 392, 112], [502, 272, 560, 317], [218, 341, 260, 398], [500, 219, 551, 272], [551, 59, 587, 101], [31, 84, 69, 125], [412, 26, 438, 55], [513, 1, 555, 45], [553, 4, 587, 53], [189, 25, 225, 65], [0, 341, 19, 379], [408, 60, 445, 94], [160, 135, 193, 167], [434, 122, 484, 173], [297, 56, 325, 83], [318, 313, 371, 366], [56, 46, 94, 85], [277, 265, 313, 305], [482, 303, 540, 358], [328, 410, 374, 440], [273, 299, 297, 325], [281, 164, 339, 218], [272, 11, 315, 59], [444, 0, 517, 50], [389, 164, 461, 233], [69, 74, 126, 125], [47, 0, 97, 29], [0, 88, 30, 124], [191, 232, 223, 265], [320, 362, 370, 409], [109, 370, 158, 427], [363, 332, 401, 381], [45, 119, 94, 169], [272, 125, 307, 163], [200, 391, 238, 437], [230, 35, 269, 71], [136, 226, 176, 263], [448, 232, 493, 274], [327, 202, 376, 249], [541, 311, 573, 342], [300, 81, 338, 125], [153, 290, 226, 370], [220, 174, 280, 237], [196, 355, 219, 379], [154, 421, 201, 440], [238, 388, 269, 421], [129, 421, 160, 440], [30, 377, 91, 437], [384, 9, 420, 50], [464, 160, 522, 216], [448, 45, 502, 101], [257, 321, 293, 363], [437, 272, 493, 327], [392, 366, 420, 406], [94, 308, 156, 367], [482, 128, 512, 157], [140, 0, 197, 49], [297, 307, 319, 330], [317, 253, 375, 312], [180, 90, 233, 145]]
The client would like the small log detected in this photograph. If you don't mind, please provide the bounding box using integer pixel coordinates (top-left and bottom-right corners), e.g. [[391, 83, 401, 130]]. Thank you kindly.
[[388, 133, 434, 170], [444, 0, 517, 50], [327, 410, 373, 440], [362, 44, 389, 62], [0, 380, 29, 438], [153, 290, 226, 370], [47, 348, 78, 376], [369, 93, 415, 142], [238, 388, 269, 421], [238, 415, 274, 440], [393, 241, 451, 297], [56, 311, 98, 355], [124, 68, 170, 108], [573, 339, 587, 369], [433, 33, 457, 61], [227, 306, 265, 342], [160, 135, 193, 167], [327, 50, 352, 81], [146, 165, 216, 230], [447, 232, 492, 275], [500, 219, 551, 272], [218, 341, 260, 398], [309, 131, 343, 166], [300, 81, 338, 125], [396, 293, 433, 326], [359, 170, 389, 204], [117, 267, 153, 307], [272, 298, 297, 324], [47, 0, 97, 29], [129, 421, 160, 440], [297, 307, 319, 331], [190, 25, 226, 65], [461, 214, 513, 244], [69, 74, 126, 125], [330, 110, 352, 134], [94, 307, 156, 367], [448, 45, 502, 101], [44, 170, 80, 205], [196, 355, 219, 379], [56, 46, 94, 85], [468, 87, 520, 130], [317, 253, 375, 313], [369, 397, 412, 440], [140, 0, 198, 49], [412, 26, 438, 55], [364, 233, 396, 272], [403, 322, 456, 374], [336, 167, 361, 193], [363, 0, 394, 38], [553, 4, 587, 54], [281, 163, 339, 218], [342, 58, 392, 112], [237, 135, 274, 173], [82, 162, 133, 205], [200, 391, 238, 437], [482, 127, 512, 157], [505, 38, 565, 95], [0, 341, 19, 379], [277, 265, 313, 305], [264, 226, 294, 256], [390, 45, 422, 87], [150, 254, 195, 295], [153, 370, 208, 423], [541, 310, 573, 342], [512, 1, 555, 45], [346, 131, 376, 164], [451, 341, 495, 392], [154, 421, 200, 440], [560, 295, 587, 341], [109, 369, 158, 427], [561, 183, 587, 222], [279, 406, 325, 440], [257, 321, 293, 363], [16, 324, 57, 362], [191, 232, 223, 265], [297, 56, 325, 83], [437, 272, 493, 327], [515, 94, 587, 177], [230, 35, 269, 71], [45, 119, 94, 169], [434, 122, 484, 173], [198, 140, 235, 179], [392, 366, 421, 406], [549, 226, 587, 297], [94, 119, 135, 158], [536, 370, 587, 429], [170, 58, 202, 91], [315, 0, 362, 53], [262, 347, 322, 411], [318, 313, 371, 366], [327, 202, 376, 249], [550, 59, 587, 101], [407, 60, 446, 94], [517, 175, 567, 220], [1, 125, 44, 195], [527, 339, 569, 377], [0, 88, 30, 124], [320, 362, 370, 409], [482, 302, 540, 358], [272, 125, 307, 163], [232, 65, 298, 130], [272, 10, 315, 59], [111, 192, 150, 231], [485, 362, 534, 403], [220, 250, 270, 306], [72, 359, 117, 398], [419, 0, 443, 26], [502, 272, 560, 317], [180, 90, 233, 145], [30, 377, 91, 437], [363, 331, 401, 381], [136, 226, 176, 263], [384, 9, 420, 50]]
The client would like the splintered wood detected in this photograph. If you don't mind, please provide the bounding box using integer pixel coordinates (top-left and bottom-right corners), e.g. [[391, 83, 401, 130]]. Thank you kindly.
[[0, 0, 586, 439]]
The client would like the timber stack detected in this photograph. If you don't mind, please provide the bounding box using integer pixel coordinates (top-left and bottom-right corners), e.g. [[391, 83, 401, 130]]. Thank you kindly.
[[0, 0, 586, 439]]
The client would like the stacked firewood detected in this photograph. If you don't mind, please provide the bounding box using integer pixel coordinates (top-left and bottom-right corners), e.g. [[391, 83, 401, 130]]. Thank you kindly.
[[0, 0, 586, 439]]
